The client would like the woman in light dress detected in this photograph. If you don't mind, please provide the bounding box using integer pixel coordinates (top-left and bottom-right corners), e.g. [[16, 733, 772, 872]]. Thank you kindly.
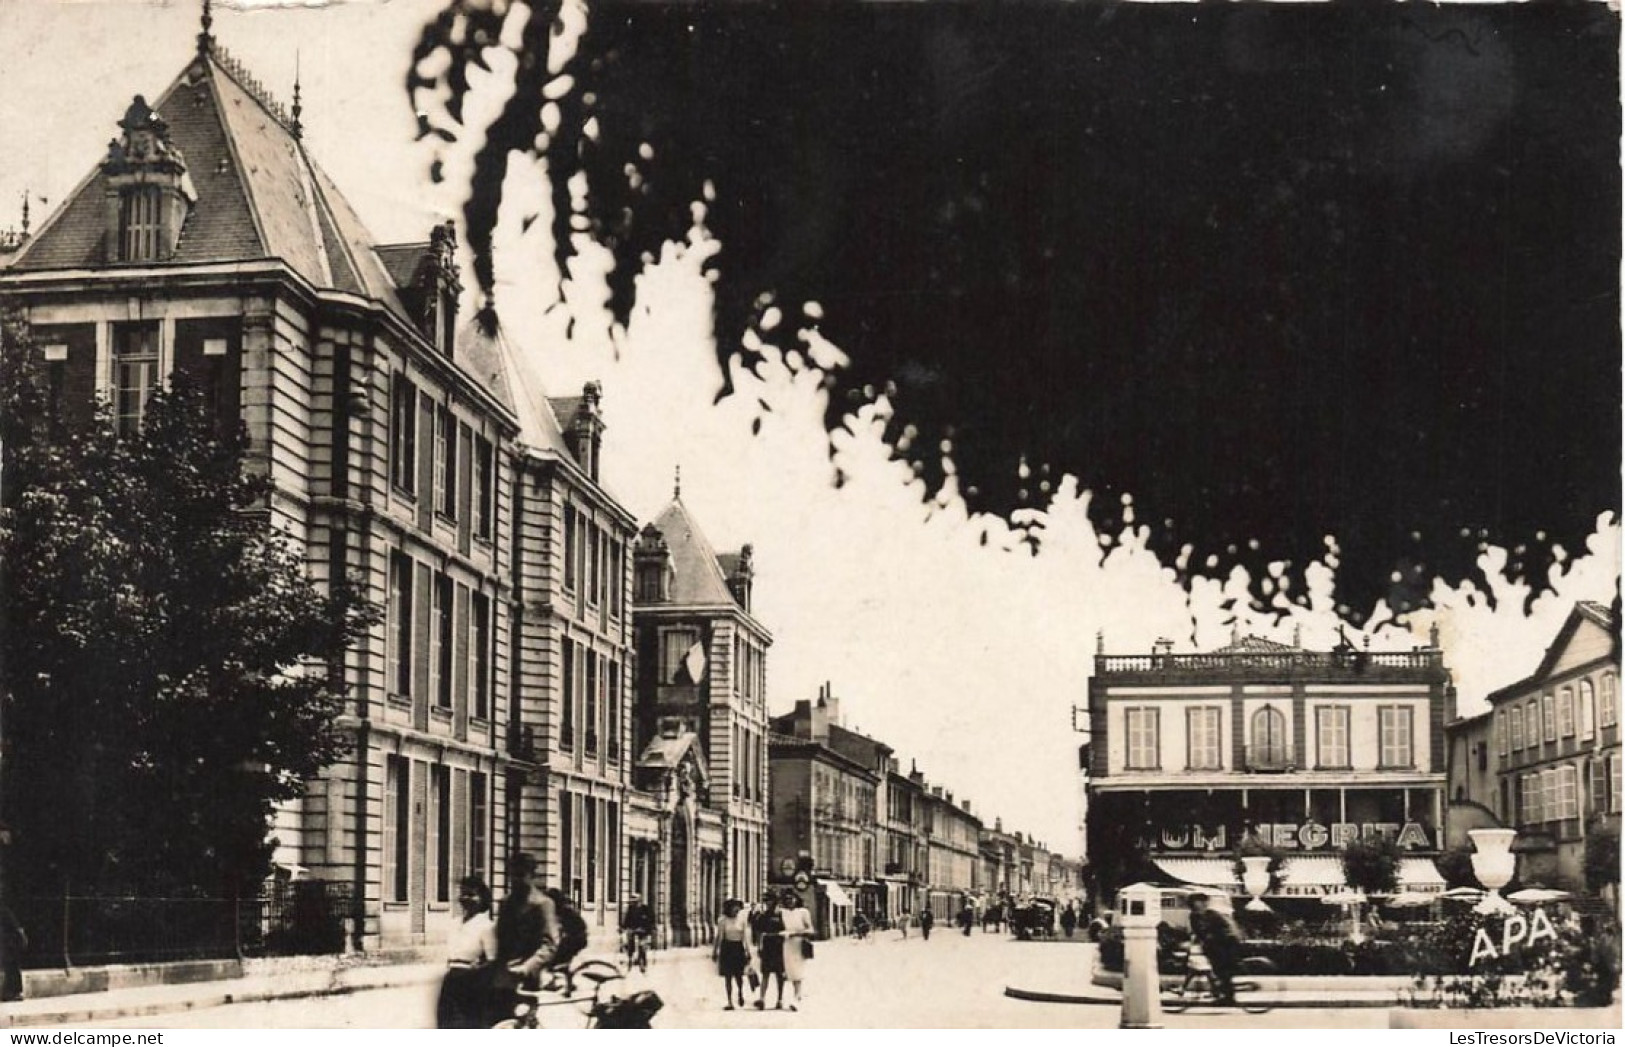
[[779, 891, 815, 1011], [713, 898, 755, 1011]]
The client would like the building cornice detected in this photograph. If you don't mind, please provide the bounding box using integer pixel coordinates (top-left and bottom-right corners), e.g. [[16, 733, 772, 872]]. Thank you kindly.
[[0, 259, 522, 435]]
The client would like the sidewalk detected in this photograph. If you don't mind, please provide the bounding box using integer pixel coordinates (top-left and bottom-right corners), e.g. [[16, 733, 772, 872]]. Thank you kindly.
[[1, 957, 443, 1028], [1, 942, 709, 1028]]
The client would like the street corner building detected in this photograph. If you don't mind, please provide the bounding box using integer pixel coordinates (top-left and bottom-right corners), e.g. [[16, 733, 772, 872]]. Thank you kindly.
[[1447, 602, 1621, 899], [1085, 630, 1455, 907], [626, 486, 773, 946], [0, 18, 768, 954]]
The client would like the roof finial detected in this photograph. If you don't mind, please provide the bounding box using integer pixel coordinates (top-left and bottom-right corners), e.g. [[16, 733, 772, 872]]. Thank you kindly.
[[198, 0, 215, 54], [291, 51, 303, 140], [19, 192, 29, 238], [673, 464, 681, 500]]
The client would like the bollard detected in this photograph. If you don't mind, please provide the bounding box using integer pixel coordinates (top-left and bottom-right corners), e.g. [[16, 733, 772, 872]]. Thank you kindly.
[[1118, 883, 1163, 1029]]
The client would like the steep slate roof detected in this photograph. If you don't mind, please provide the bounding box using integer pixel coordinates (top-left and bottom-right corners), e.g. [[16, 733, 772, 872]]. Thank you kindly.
[[482, 320, 571, 455], [374, 242, 431, 291], [9, 42, 525, 413], [650, 497, 740, 608]]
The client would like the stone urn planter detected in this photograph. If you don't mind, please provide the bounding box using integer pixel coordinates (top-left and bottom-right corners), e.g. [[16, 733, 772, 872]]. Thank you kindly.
[[1240, 856, 1273, 912]]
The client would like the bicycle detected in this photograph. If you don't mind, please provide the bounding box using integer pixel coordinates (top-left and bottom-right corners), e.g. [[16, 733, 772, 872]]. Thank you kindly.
[[493, 958, 638, 1029], [622, 930, 651, 973], [1162, 945, 1276, 1015]]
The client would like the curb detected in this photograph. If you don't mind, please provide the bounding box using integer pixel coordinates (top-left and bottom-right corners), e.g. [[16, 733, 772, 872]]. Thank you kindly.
[[1003, 986, 1402, 1010], [5, 967, 444, 1028]]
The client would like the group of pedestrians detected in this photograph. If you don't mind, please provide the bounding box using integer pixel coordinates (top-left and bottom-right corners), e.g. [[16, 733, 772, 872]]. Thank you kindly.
[[434, 853, 590, 1029], [714, 889, 815, 1012]]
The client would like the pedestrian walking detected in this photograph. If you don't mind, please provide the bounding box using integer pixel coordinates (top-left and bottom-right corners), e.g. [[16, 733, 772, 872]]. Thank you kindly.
[[1061, 903, 1078, 939], [957, 903, 974, 937], [780, 891, 814, 1011], [1, 903, 26, 1002], [751, 891, 788, 1010], [918, 907, 934, 941], [436, 876, 498, 1029], [896, 910, 910, 940], [713, 898, 754, 1011]]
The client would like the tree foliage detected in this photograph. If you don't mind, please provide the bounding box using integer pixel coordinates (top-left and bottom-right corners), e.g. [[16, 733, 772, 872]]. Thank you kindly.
[[1434, 845, 1478, 890], [409, 1, 1620, 618], [1584, 830, 1620, 891], [0, 318, 379, 898], [1340, 836, 1403, 896]]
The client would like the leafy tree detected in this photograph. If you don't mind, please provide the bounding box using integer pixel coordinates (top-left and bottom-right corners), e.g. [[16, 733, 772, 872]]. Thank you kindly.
[[1584, 830, 1620, 893], [1341, 836, 1403, 896], [409, 2, 1619, 617], [0, 317, 378, 899], [1434, 845, 1478, 890]]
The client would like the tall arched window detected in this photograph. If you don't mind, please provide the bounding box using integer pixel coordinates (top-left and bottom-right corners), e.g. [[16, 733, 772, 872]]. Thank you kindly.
[[1579, 679, 1596, 740], [1250, 705, 1289, 769]]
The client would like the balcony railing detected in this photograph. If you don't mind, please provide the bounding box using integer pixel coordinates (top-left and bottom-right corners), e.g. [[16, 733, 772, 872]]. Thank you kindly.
[[1245, 745, 1295, 772], [1097, 649, 1443, 679], [507, 723, 537, 761]]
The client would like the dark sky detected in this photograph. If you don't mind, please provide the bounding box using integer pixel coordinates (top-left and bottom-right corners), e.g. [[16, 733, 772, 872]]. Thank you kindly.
[[430, 1, 1620, 621]]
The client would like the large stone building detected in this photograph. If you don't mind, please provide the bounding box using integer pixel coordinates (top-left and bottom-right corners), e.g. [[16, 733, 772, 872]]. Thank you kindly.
[[629, 483, 771, 944], [880, 760, 927, 925], [1484, 602, 1620, 892], [0, 15, 670, 949], [767, 694, 881, 937], [920, 784, 982, 921], [1086, 631, 1454, 905]]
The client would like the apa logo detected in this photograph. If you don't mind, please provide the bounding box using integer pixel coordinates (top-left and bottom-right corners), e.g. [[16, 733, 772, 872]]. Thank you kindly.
[[1467, 908, 1559, 968]]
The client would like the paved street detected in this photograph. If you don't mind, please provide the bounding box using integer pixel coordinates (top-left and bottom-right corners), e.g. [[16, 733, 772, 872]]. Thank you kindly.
[[93, 933, 1389, 1029]]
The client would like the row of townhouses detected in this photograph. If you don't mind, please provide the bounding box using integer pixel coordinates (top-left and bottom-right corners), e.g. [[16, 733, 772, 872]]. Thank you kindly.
[[765, 689, 1083, 938], [0, 25, 769, 951], [1084, 604, 1620, 909], [1444, 602, 1621, 896]]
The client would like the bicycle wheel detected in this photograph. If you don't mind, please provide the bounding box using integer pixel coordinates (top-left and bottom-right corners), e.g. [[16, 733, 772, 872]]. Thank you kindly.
[[1162, 976, 1198, 1014], [1237, 957, 1277, 1015]]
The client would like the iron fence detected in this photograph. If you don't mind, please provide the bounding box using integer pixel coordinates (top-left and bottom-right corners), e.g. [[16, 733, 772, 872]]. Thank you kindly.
[[14, 881, 353, 969]]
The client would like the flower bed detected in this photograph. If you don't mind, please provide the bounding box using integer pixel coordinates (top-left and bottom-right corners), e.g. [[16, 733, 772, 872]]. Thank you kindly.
[[1094, 925, 1450, 976], [1095, 910, 1622, 1008]]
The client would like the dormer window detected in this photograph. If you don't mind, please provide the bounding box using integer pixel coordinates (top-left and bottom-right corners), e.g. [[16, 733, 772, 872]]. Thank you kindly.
[[101, 94, 194, 263], [120, 186, 165, 262]]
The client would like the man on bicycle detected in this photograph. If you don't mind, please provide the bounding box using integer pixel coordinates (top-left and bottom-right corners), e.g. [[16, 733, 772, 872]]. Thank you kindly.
[[1187, 893, 1242, 1005], [494, 854, 569, 1017], [620, 892, 655, 967]]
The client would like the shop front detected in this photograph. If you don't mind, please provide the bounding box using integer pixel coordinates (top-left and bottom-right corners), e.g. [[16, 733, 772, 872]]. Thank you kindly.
[[1091, 785, 1448, 907]]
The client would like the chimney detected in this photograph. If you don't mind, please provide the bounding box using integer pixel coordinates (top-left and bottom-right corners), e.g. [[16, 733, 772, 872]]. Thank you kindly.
[[633, 522, 672, 603], [811, 695, 829, 741], [566, 382, 605, 481], [727, 544, 755, 611]]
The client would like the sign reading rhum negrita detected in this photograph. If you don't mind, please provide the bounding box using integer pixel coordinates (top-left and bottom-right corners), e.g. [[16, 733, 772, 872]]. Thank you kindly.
[[1147, 820, 1436, 853]]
